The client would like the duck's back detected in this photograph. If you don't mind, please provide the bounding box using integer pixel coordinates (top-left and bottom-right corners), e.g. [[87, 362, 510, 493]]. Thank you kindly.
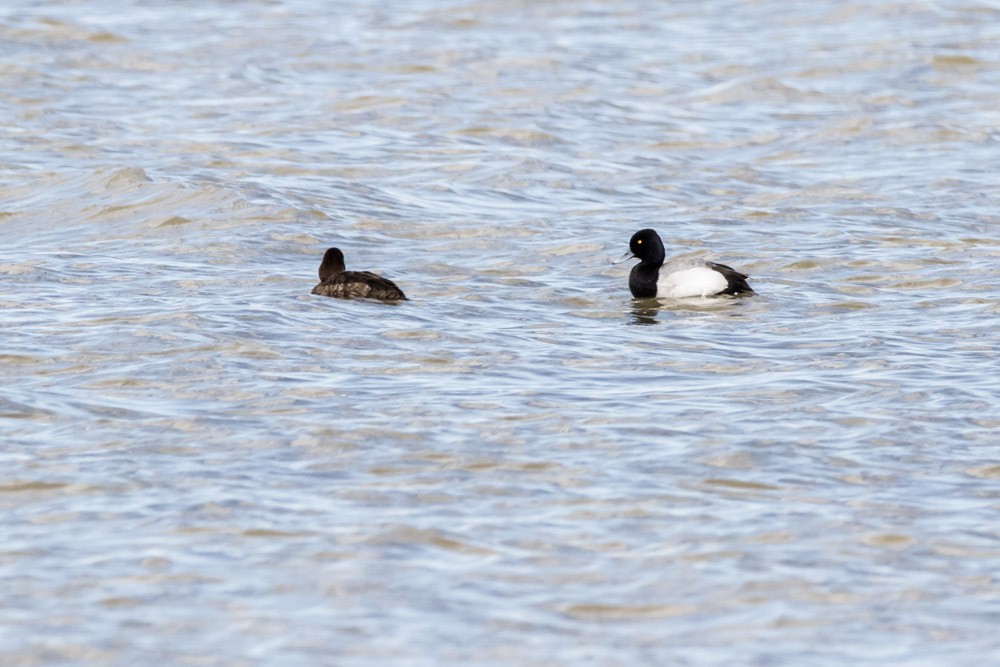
[[312, 270, 407, 300]]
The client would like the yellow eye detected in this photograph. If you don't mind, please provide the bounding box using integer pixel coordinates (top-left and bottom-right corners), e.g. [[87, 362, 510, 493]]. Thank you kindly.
[[637, 239, 642, 244]]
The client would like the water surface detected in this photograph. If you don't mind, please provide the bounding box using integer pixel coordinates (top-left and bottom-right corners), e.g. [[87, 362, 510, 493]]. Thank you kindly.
[[2, 1, 1000, 664]]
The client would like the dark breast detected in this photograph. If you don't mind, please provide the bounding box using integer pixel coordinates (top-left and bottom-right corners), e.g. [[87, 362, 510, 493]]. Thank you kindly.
[[312, 271, 407, 301], [628, 263, 660, 298]]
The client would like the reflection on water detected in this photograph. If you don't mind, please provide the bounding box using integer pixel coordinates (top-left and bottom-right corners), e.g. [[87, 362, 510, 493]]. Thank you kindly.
[[2, 0, 1000, 664], [628, 295, 755, 325], [629, 301, 662, 325]]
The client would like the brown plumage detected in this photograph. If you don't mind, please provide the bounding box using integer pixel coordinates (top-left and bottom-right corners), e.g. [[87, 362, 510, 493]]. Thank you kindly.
[[311, 247, 407, 301]]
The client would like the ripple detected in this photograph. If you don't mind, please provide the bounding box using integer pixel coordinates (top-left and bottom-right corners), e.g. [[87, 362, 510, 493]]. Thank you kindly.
[[559, 603, 699, 621], [1, 0, 999, 664]]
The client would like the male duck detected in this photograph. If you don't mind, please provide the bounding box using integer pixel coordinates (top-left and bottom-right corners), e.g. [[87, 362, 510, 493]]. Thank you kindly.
[[626, 229, 754, 298]]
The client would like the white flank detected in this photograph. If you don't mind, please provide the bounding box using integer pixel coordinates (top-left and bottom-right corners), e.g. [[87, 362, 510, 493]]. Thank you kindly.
[[657, 266, 728, 298]]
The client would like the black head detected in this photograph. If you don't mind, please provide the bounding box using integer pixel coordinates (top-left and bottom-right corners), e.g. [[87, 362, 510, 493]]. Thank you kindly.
[[318, 247, 346, 282], [629, 228, 665, 265]]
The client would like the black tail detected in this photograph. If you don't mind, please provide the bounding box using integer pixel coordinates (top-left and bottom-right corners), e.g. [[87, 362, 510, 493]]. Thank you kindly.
[[707, 261, 755, 295]]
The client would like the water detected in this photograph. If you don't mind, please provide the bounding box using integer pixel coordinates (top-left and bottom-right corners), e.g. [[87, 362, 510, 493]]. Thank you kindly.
[[2, 0, 999, 664]]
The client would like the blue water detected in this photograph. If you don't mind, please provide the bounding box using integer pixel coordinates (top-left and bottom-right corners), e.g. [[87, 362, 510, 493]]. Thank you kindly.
[[2, 1, 999, 664]]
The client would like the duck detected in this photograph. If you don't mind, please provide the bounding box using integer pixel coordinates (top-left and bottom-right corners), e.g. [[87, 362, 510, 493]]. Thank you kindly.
[[625, 228, 754, 298], [311, 247, 407, 301]]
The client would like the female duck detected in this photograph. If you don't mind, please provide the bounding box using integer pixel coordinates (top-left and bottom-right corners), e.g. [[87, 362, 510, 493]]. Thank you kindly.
[[626, 228, 754, 298], [312, 248, 407, 301]]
